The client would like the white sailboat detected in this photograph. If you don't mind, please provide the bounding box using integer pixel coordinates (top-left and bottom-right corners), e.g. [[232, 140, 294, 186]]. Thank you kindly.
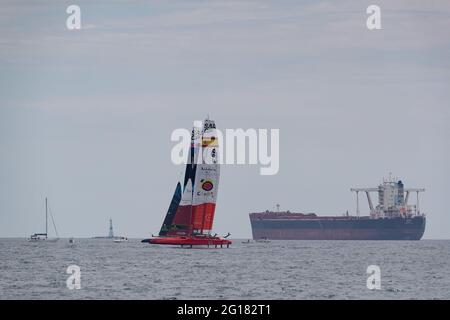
[[28, 197, 60, 242]]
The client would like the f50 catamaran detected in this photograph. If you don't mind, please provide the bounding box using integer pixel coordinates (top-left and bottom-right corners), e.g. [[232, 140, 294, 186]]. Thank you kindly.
[[142, 118, 232, 248]]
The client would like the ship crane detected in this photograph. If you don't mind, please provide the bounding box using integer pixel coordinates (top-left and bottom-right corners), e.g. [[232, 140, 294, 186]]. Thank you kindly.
[[404, 188, 426, 214], [350, 188, 377, 217]]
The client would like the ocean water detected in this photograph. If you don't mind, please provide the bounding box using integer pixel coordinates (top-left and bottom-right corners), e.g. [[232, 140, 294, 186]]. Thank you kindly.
[[0, 238, 449, 299]]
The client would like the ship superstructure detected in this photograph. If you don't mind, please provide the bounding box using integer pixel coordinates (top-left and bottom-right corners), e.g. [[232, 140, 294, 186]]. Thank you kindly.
[[351, 175, 425, 220]]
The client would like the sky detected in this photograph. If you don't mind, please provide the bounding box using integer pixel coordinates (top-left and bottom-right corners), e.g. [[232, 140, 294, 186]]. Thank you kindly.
[[1, 0, 449, 239]]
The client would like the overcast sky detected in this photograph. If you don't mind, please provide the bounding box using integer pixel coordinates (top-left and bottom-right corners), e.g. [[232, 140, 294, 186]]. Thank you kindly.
[[1, 0, 449, 239]]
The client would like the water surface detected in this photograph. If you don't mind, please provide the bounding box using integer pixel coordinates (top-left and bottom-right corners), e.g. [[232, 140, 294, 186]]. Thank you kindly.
[[0, 239, 449, 299]]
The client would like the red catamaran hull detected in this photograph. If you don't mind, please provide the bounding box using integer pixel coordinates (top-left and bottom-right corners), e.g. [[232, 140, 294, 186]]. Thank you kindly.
[[142, 236, 232, 247]]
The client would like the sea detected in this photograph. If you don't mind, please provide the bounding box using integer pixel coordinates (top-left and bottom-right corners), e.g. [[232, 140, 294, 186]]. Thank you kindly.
[[0, 238, 449, 300]]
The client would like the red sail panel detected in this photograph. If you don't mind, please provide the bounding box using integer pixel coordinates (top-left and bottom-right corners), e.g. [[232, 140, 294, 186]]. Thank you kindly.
[[191, 205, 203, 230], [171, 205, 191, 226], [167, 178, 194, 236], [166, 204, 192, 236], [202, 203, 216, 231], [191, 203, 216, 231]]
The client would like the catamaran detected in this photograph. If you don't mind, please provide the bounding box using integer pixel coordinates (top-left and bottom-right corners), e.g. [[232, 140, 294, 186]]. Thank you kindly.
[[142, 118, 232, 248], [28, 197, 59, 242]]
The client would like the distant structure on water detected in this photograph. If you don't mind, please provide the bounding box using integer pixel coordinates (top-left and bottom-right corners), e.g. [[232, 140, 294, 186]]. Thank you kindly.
[[108, 218, 114, 238], [93, 218, 116, 239]]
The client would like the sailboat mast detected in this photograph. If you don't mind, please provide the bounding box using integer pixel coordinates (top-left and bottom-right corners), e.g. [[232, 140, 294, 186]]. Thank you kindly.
[[188, 129, 195, 235], [187, 125, 199, 235], [45, 197, 48, 237]]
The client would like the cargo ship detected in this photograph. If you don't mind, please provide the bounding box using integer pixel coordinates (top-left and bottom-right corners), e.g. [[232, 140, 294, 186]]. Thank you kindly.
[[250, 177, 426, 240]]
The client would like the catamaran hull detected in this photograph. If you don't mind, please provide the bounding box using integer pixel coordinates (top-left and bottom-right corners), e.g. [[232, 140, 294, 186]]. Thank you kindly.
[[141, 236, 232, 247]]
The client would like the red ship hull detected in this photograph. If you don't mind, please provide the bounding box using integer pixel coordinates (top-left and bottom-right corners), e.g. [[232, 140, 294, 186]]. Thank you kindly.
[[141, 236, 232, 247], [249, 212, 426, 240]]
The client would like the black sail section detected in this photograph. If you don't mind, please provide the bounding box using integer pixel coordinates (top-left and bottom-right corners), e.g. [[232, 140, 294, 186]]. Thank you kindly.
[[158, 126, 199, 236], [183, 127, 198, 189], [158, 182, 182, 236]]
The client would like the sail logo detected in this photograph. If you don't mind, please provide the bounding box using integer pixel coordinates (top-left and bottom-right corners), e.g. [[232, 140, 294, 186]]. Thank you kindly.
[[201, 179, 214, 191], [171, 122, 280, 176], [202, 136, 218, 147]]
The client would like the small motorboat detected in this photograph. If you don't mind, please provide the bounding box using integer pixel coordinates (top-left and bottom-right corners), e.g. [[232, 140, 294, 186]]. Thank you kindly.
[[113, 237, 128, 243], [241, 239, 253, 244], [256, 237, 271, 243], [69, 238, 75, 244]]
